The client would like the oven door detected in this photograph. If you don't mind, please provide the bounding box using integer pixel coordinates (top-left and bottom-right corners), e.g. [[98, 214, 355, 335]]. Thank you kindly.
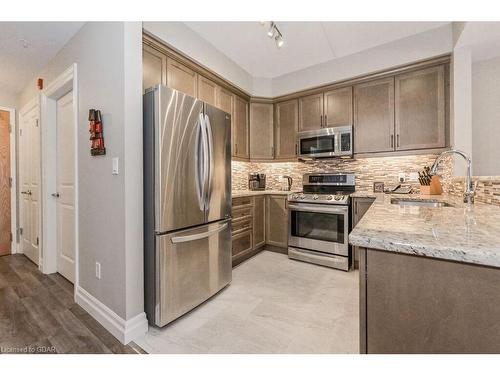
[[288, 203, 349, 256], [298, 129, 337, 158]]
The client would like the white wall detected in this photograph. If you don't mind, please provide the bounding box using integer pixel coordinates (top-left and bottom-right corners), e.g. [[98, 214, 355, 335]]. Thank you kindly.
[[0, 89, 18, 109], [471, 56, 500, 176], [143, 22, 257, 95], [18, 22, 145, 328]]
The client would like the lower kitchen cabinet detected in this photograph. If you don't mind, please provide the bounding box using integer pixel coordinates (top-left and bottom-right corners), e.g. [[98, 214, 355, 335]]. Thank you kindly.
[[352, 197, 375, 268], [231, 196, 266, 266], [253, 196, 266, 248], [360, 248, 500, 353], [265, 195, 288, 250]]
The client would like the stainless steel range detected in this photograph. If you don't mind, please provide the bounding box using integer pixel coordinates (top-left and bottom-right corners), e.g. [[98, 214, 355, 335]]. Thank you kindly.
[[287, 173, 355, 271]]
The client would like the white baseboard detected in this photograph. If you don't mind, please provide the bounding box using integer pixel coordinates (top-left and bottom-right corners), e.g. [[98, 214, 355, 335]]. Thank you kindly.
[[75, 286, 148, 345]]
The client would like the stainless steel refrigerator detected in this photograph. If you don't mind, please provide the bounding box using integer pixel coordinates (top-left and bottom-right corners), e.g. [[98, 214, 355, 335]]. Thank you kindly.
[[143, 85, 232, 327]]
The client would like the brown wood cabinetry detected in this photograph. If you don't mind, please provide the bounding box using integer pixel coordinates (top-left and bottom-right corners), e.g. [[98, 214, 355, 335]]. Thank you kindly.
[[351, 197, 375, 268], [197, 75, 218, 106], [324, 87, 353, 127], [360, 248, 500, 353], [142, 45, 166, 92], [274, 99, 299, 160], [354, 77, 395, 154], [253, 196, 266, 248], [250, 102, 274, 160], [233, 95, 249, 159], [216, 87, 234, 115], [166, 58, 197, 97], [265, 195, 288, 248], [395, 65, 446, 150], [298, 93, 323, 131]]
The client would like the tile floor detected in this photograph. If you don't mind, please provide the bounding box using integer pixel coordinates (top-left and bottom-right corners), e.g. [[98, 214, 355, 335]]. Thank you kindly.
[[135, 250, 359, 354]]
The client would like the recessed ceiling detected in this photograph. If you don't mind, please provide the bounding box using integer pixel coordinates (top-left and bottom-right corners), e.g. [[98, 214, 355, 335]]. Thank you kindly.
[[184, 22, 450, 78], [0, 22, 84, 95]]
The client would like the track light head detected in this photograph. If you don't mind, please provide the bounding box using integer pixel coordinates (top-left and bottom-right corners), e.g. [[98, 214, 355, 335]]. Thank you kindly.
[[275, 34, 284, 48], [267, 22, 275, 38]]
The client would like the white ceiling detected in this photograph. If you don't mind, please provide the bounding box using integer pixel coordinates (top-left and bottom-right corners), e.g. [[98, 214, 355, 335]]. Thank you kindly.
[[184, 22, 450, 78], [0, 22, 84, 95]]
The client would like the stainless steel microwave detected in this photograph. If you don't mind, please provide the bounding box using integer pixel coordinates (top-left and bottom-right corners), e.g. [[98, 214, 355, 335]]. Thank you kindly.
[[297, 126, 353, 159]]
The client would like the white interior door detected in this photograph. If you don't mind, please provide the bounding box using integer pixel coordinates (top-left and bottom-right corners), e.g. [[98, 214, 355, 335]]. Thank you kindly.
[[19, 104, 40, 264], [56, 91, 76, 283]]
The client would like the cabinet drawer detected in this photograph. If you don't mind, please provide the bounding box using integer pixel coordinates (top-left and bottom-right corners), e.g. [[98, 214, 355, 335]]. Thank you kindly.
[[232, 230, 253, 257], [233, 196, 252, 207], [231, 217, 252, 235], [231, 206, 252, 220]]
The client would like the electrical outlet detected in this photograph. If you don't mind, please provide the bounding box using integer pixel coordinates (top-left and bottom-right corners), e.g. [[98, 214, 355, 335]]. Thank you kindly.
[[409, 172, 419, 181], [95, 262, 101, 280], [398, 173, 406, 183]]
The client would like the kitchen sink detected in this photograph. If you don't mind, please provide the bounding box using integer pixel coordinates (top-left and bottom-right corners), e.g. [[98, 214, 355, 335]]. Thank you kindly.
[[390, 198, 455, 208]]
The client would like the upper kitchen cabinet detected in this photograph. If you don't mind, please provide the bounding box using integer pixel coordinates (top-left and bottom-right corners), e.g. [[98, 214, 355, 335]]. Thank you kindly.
[[233, 95, 249, 160], [250, 102, 274, 160], [142, 45, 166, 93], [395, 65, 446, 150], [216, 87, 234, 115], [298, 93, 323, 131], [354, 77, 395, 154], [324, 86, 353, 127], [166, 58, 197, 97], [274, 99, 299, 160], [197, 75, 218, 106]]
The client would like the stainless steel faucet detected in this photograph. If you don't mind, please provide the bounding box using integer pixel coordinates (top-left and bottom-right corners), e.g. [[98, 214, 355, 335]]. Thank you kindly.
[[430, 149, 475, 204]]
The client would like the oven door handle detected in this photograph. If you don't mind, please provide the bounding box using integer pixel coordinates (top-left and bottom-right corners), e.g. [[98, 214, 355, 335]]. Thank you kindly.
[[288, 204, 348, 214]]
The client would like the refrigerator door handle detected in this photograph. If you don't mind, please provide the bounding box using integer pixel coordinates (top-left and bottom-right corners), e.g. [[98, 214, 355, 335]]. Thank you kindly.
[[170, 222, 228, 244], [195, 113, 207, 211], [204, 113, 214, 210]]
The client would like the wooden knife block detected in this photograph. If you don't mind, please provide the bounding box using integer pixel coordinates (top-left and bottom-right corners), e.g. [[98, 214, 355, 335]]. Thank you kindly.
[[420, 176, 443, 195]]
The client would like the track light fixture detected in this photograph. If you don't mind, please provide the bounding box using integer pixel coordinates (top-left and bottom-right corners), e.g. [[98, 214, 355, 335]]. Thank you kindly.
[[262, 21, 284, 48]]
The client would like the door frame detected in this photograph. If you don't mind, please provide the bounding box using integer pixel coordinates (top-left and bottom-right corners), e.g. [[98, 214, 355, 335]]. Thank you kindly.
[[40, 64, 79, 289], [0, 106, 17, 254]]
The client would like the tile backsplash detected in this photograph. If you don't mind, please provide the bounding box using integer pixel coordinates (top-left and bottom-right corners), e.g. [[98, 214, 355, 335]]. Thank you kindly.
[[449, 176, 500, 206], [232, 154, 454, 193]]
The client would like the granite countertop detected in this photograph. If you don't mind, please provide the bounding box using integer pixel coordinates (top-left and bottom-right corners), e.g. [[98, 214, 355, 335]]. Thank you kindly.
[[349, 192, 500, 268], [232, 190, 300, 197]]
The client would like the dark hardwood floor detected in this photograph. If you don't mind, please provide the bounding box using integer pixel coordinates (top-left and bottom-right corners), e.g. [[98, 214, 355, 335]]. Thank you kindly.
[[0, 254, 140, 354]]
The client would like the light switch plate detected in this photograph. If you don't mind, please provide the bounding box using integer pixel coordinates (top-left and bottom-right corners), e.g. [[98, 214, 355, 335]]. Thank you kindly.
[[112, 157, 119, 175]]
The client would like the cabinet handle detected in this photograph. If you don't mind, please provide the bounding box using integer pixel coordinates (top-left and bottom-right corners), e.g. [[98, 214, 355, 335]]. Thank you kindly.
[[397, 134, 400, 148], [324, 115, 327, 127], [235, 143, 238, 155], [271, 146, 275, 158], [320, 115, 323, 128], [295, 143, 298, 155], [390, 134, 394, 148]]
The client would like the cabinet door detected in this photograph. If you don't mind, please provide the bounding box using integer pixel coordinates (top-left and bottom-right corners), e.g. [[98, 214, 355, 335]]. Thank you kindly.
[[197, 75, 218, 106], [250, 102, 274, 160], [253, 196, 265, 249], [354, 77, 395, 154], [298, 93, 323, 131], [324, 86, 353, 127], [142, 45, 166, 93], [216, 87, 234, 115], [395, 66, 445, 150], [265, 195, 288, 248], [352, 197, 375, 268], [166, 58, 197, 97], [233, 95, 249, 159], [232, 230, 253, 259], [274, 99, 299, 159]]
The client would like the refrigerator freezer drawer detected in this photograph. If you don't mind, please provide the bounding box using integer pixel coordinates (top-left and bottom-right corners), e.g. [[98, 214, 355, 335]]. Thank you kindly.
[[154, 219, 232, 327]]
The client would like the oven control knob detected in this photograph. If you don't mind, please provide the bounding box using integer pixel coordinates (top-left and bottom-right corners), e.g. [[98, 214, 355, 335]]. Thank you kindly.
[[313, 194, 319, 200], [299, 195, 305, 200], [326, 195, 333, 200], [292, 194, 299, 199], [334, 195, 342, 201]]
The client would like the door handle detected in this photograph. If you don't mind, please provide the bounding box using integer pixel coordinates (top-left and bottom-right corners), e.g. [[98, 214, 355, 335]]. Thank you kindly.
[[21, 190, 29, 195], [171, 222, 228, 244], [51, 192, 60, 198]]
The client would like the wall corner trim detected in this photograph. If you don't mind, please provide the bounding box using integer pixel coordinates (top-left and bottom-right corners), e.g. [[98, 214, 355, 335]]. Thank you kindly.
[[75, 286, 148, 345]]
